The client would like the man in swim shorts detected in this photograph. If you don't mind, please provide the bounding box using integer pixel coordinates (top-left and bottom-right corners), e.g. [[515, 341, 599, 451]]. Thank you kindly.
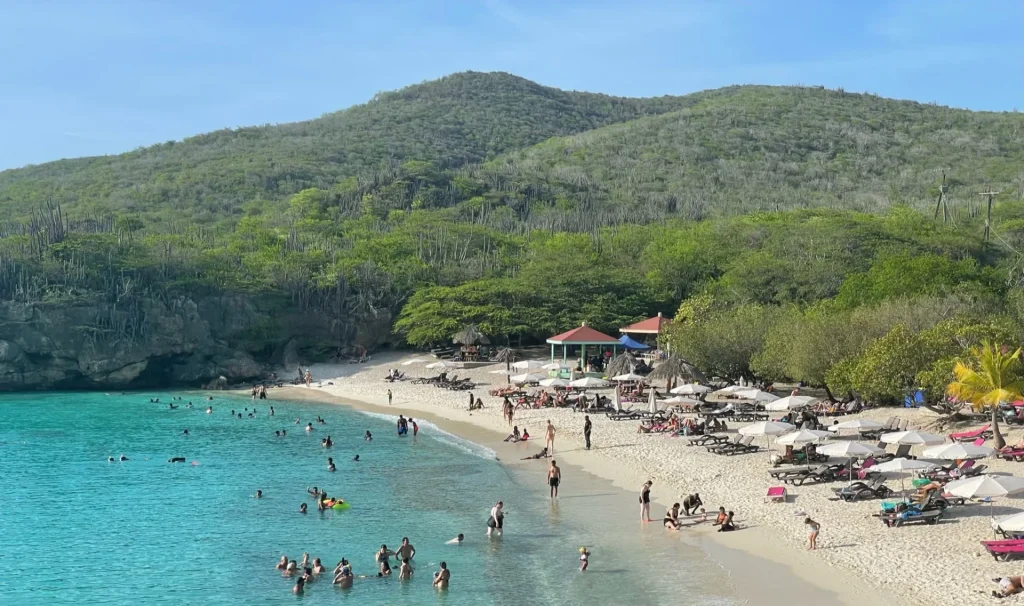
[[548, 460, 561, 498], [395, 537, 416, 563]]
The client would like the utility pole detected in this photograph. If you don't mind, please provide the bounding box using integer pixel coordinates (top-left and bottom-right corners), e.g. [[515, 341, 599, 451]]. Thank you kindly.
[[978, 188, 1001, 242], [934, 172, 952, 225]]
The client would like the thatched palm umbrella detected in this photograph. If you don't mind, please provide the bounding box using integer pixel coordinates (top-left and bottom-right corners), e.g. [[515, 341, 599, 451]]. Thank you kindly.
[[452, 324, 490, 346], [606, 352, 638, 379], [648, 356, 706, 392]]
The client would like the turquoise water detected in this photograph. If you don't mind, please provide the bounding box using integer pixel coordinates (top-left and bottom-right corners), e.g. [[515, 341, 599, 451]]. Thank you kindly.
[[0, 392, 738, 605]]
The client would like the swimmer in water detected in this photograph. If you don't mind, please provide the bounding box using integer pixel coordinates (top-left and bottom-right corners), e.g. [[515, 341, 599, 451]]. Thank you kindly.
[[353, 454, 360, 461], [186, 402, 193, 408], [270, 406, 275, 416], [411, 418, 419, 436], [299, 503, 308, 514], [284, 560, 298, 576], [446, 534, 465, 545], [255, 490, 263, 499], [107, 456, 114, 462], [275, 430, 280, 437], [378, 559, 392, 577], [119, 455, 128, 461], [365, 430, 373, 441], [306, 423, 313, 432], [300, 553, 310, 569], [182, 429, 189, 435], [281, 430, 286, 436], [432, 562, 450, 590], [395, 537, 416, 562], [308, 486, 320, 497], [333, 560, 353, 587], [375, 544, 395, 565], [237, 413, 242, 419], [205, 406, 212, 414], [293, 575, 305, 594], [277, 556, 288, 570], [399, 557, 413, 580], [312, 558, 325, 575], [328, 458, 336, 472]]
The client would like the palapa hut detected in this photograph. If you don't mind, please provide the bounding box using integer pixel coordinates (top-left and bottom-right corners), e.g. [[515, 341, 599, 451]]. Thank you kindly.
[[647, 355, 705, 391], [605, 352, 639, 378], [452, 324, 489, 361]]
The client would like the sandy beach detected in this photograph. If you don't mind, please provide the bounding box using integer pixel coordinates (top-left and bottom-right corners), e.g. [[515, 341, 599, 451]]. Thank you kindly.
[[257, 353, 1024, 606]]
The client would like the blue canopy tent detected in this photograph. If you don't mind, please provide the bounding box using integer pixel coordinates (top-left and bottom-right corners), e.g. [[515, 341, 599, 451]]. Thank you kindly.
[[619, 334, 651, 350]]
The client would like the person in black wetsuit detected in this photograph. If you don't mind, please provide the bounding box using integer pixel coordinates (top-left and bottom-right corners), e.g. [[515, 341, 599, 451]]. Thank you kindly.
[[583, 415, 592, 450], [640, 480, 653, 522]]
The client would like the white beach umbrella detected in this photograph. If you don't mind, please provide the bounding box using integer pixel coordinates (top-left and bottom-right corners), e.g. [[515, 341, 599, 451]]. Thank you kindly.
[[763, 396, 817, 412], [946, 475, 1024, 520], [671, 383, 711, 395], [828, 419, 886, 434], [569, 377, 609, 389], [715, 385, 748, 395], [512, 360, 547, 371], [664, 395, 697, 405], [922, 443, 996, 460], [542, 361, 574, 370], [488, 369, 514, 375], [539, 377, 569, 388], [734, 388, 780, 402], [510, 373, 545, 384], [739, 421, 796, 436], [775, 429, 832, 446], [993, 511, 1024, 533], [401, 358, 427, 366], [613, 372, 646, 382], [613, 389, 622, 412], [425, 361, 454, 369], [818, 441, 885, 482], [880, 430, 945, 446], [873, 457, 937, 494]]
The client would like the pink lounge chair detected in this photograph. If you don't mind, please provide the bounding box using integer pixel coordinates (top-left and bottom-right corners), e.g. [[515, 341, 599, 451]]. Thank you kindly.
[[982, 539, 1024, 561], [765, 486, 787, 503], [948, 424, 991, 443]]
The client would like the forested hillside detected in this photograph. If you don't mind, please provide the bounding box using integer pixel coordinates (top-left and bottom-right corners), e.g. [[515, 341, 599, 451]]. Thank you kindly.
[[1, 72, 1023, 396]]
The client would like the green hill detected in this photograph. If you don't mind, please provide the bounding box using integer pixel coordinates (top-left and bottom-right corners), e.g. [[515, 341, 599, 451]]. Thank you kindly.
[[0, 72, 692, 223]]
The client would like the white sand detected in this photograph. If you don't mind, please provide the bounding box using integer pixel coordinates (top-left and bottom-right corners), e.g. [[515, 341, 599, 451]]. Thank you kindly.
[[278, 355, 1022, 605]]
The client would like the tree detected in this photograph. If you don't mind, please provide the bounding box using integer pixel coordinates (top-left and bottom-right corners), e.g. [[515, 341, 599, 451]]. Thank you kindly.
[[946, 342, 1024, 450]]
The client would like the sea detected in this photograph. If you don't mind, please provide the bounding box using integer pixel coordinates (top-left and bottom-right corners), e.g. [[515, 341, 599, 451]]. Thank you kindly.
[[0, 392, 742, 605]]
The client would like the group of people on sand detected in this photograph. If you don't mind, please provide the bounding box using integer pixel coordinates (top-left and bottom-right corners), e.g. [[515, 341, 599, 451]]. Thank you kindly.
[[250, 384, 269, 399], [639, 482, 735, 532]]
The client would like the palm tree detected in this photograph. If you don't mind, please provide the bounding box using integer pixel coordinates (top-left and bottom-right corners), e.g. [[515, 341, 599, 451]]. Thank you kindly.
[[946, 342, 1024, 450]]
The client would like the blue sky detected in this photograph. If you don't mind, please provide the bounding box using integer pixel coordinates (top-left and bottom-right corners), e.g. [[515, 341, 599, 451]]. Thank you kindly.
[[1, 0, 1021, 170]]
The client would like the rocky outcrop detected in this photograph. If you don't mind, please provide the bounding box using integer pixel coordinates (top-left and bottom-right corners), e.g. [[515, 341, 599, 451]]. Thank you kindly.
[[0, 296, 267, 391]]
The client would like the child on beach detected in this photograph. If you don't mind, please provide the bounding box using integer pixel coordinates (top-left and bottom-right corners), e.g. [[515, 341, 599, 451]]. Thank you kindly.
[[579, 547, 590, 571], [805, 517, 820, 550]]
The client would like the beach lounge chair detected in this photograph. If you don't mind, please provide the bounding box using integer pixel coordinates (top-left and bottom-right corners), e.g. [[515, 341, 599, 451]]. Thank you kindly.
[[831, 478, 894, 502], [605, 409, 641, 421], [779, 465, 829, 485], [982, 539, 1024, 561], [705, 435, 743, 453], [875, 506, 943, 527], [948, 424, 992, 443], [861, 417, 898, 440], [788, 464, 841, 486], [688, 434, 728, 447], [722, 436, 759, 456], [765, 486, 787, 503], [897, 419, 909, 431], [1001, 447, 1024, 462], [877, 444, 912, 462]]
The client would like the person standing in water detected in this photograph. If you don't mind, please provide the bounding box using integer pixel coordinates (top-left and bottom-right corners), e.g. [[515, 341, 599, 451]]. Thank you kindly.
[[583, 415, 592, 450], [548, 460, 561, 498], [411, 418, 419, 436], [545, 420, 556, 455], [387, 389, 393, 405], [487, 501, 504, 536], [640, 480, 653, 522], [395, 537, 416, 563]]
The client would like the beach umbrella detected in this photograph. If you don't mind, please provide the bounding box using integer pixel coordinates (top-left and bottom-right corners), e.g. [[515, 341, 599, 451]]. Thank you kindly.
[[648, 355, 706, 389], [488, 369, 513, 375], [734, 388, 780, 403], [818, 441, 886, 482], [452, 324, 490, 346], [946, 475, 1024, 520], [570, 377, 609, 389], [873, 458, 937, 495], [542, 361, 573, 371], [880, 430, 945, 446], [539, 377, 569, 388], [670, 383, 711, 395], [828, 419, 885, 434], [510, 373, 545, 384], [993, 511, 1024, 533], [512, 360, 547, 371], [648, 390, 658, 414], [922, 443, 996, 460], [717, 385, 748, 394], [613, 389, 622, 412], [425, 361, 454, 369], [612, 372, 646, 382], [763, 395, 817, 411], [605, 352, 639, 378], [775, 429, 831, 446], [739, 421, 796, 457], [664, 395, 697, 405], [401, 358, 427, 366]]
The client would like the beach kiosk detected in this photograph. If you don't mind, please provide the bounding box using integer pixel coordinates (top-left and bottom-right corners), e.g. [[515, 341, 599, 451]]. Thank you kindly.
[[546, 323, 620, 364], [619, 312, 671, 337]]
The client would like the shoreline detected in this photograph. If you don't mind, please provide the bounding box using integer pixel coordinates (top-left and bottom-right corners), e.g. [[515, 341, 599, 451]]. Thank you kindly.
[[270, 383, 902, 606]]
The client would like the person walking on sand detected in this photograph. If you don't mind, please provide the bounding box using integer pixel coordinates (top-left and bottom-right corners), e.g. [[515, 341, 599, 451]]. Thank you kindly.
[[305, 369, 312, 387], [548, 460, 561, 498], [805, 517, 820, 550], [545, 420, 556, 455], [640, 480, 653, 522], [583, 415, 592, 450], [388, 389, 393, 406]]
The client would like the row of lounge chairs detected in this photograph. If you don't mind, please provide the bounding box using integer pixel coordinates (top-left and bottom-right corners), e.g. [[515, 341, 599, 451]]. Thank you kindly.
[[859, 417, 909, 440], [702, 435, 758, 456], [412, 374, 475, 391]]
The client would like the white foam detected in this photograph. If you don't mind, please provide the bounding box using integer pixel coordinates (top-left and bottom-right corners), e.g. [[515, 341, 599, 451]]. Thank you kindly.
[[356, 411, 497, 460]]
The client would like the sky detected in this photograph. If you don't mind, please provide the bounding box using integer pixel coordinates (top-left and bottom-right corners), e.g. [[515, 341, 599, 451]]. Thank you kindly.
[[1, 0, 1022, 171]]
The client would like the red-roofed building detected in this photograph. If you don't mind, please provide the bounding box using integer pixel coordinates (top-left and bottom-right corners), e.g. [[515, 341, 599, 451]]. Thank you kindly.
[[546, 323, 620, 362], [620, 312, 671, 335]]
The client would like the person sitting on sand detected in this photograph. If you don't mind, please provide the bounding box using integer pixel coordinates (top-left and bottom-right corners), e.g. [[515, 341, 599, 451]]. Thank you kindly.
[[504, 426, 521, 442], [712, 507, 727, 526], [994, 576, 1024, 598], [663, 503, 682, 530], [717, 511, 736, 532], [521, 428, 530, 440], [521, 447, 548, 460], [446, 534, 465, 545]]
